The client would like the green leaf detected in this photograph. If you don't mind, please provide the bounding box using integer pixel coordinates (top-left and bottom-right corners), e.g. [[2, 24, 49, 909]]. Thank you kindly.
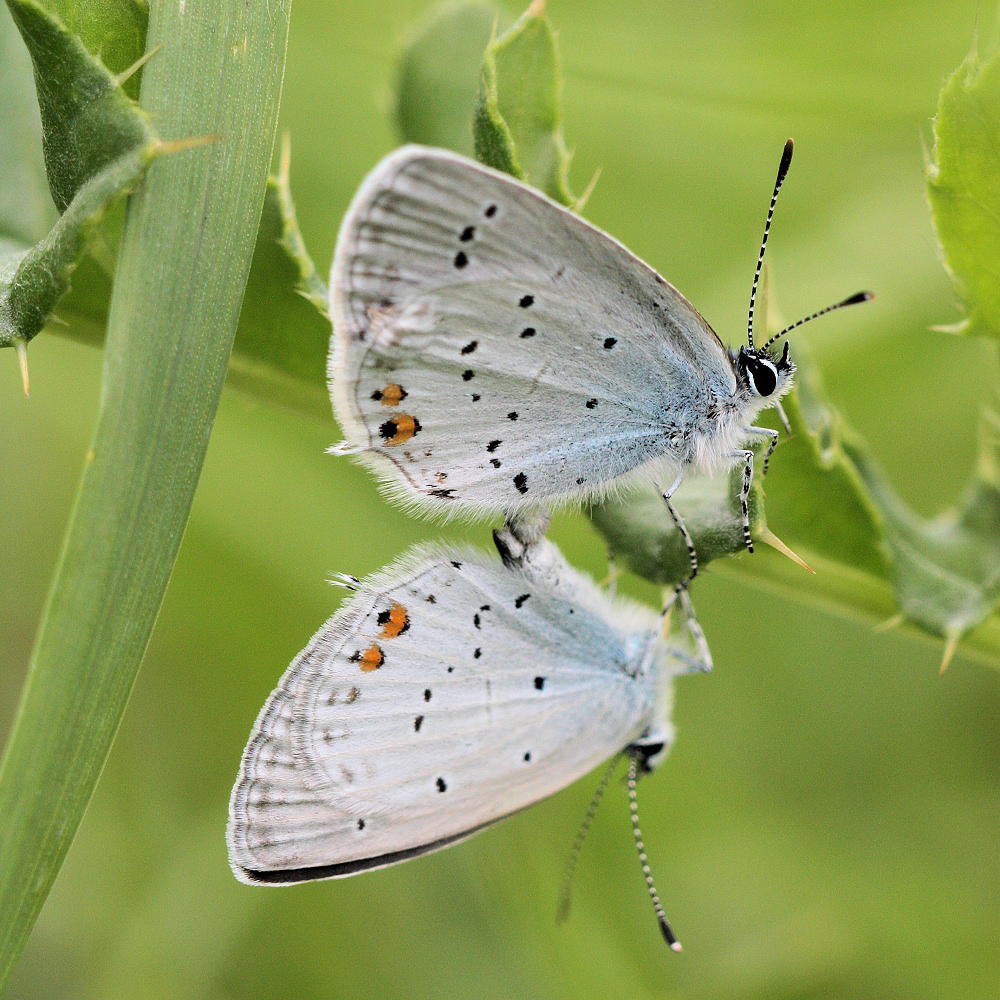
[[229, 136, 331, 418], [473, 0, 575, 206], [0, 2, 55, 246], [43, 0, 150, 99], [1, 2, 329, 412], [843, 415, 1000, 661], [589, 460, 768, 587], [396, 0, 511, 157], [11, 0, 153, 215], [927, 43, 1000, 338], [0, 0, 289, 986], [0, 0, 157, 358]]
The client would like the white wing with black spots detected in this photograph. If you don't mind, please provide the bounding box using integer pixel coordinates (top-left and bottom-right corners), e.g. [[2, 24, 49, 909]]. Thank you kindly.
[[227, 541, 679, 883], [329, 145, 737, 514]]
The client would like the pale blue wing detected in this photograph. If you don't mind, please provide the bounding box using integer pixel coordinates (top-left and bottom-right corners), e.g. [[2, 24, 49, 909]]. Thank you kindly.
[[330, 146, 737, 514], [227, 543, 671, 883]]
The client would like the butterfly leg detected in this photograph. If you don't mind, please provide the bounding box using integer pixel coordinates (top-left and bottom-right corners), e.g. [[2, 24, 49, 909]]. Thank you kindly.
[[773, 399, 792, 436], [661, 472, 697, 582], [660, 584, 713, 673], [732, 449, 755, 553], [744, 425, 780, 475]]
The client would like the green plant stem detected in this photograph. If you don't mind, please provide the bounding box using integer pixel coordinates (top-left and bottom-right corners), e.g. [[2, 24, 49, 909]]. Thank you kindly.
[[0, 0, 290, 986]]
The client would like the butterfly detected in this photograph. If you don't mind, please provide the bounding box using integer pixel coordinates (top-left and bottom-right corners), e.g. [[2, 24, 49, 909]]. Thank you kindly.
[[227, 519, 696, 948], [328, 139, 870, 580]]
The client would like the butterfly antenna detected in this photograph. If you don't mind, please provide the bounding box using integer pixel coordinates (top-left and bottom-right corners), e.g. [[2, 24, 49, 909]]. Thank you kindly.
[[556, 755, 620, 924], [628, 754, 682, 951], [761, 290, 874, 351], [747, 138, 794, 349]]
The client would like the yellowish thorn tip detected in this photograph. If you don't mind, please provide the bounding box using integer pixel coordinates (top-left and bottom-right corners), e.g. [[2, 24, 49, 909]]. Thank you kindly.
[[528, 0, 546, 17], [874, 612, 905, 633], [760, 529, 814, 573], [671, 942, 683, 953], [153, 134, 222, 158], [574, 166, 602, 213], [15, 340, 29, 396], [939, 633, 959, 674], [115, 42, 162, 87]]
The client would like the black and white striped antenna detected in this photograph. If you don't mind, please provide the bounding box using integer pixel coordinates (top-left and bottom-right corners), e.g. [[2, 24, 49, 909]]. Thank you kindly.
[[747, 139, 794, 349]]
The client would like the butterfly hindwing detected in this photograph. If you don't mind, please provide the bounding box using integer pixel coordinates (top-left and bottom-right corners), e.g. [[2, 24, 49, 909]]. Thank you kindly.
[[330, 145, 737, 514], [227, 543, 667, 883]]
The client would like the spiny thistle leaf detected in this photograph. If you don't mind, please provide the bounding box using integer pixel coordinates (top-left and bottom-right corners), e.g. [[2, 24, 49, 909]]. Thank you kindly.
[[0, 0, 156, 357]]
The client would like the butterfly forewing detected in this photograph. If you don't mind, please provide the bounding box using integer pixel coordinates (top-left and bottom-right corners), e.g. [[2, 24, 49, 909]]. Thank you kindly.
[[228, 544, 665, 884], [330, 146, 736, 514]]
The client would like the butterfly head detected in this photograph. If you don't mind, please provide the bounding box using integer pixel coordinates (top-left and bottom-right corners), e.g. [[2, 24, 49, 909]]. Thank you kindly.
[[735, 340, 794, 401]]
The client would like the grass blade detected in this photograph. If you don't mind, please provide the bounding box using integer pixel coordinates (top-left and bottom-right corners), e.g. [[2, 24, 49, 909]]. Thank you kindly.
[[0, 0, 290, 986]]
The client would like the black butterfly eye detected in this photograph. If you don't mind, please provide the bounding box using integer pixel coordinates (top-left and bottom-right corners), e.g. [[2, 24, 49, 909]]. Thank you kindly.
[[747, 358, 777, 397]]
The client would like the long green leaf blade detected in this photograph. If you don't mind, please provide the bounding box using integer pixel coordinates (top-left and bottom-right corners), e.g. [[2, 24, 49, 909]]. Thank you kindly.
[[0, 0, 290, 986]]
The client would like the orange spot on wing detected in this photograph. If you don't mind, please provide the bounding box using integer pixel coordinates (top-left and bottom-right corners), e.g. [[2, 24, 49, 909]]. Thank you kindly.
[[379, 383, 406, 406], [379, 413, 420, 445], [359, 644, 384, 672], [380, 603, 409, 638]]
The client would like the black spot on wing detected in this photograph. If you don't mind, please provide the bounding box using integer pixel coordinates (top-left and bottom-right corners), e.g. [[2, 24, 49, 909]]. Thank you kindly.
[[414, 715, 423, 732], [507, 411, 518, 421], [513, 472, 528, 494], [436, 777, 447, 792], [520, 327, 535, 338], [460, 225, 475, 242], [490, 458, 501, 468], [603, 337, 617, 350], [586, 398, 598, 409], [485, 204, 497, 218], [424, 688, 432, 702], [461, 340, 478, 354], [462, 369, 474, 381], [534, 676, 545, 690], [474, 647, 481, 659], [454, 251, 468, 269], [487, 439, 501, 452], [515, 594, 530, 609], [519, 294, 534, 308]]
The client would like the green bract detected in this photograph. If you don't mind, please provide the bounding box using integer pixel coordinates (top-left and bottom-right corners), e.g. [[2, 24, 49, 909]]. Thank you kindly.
[[928, 43, 1000, 340]]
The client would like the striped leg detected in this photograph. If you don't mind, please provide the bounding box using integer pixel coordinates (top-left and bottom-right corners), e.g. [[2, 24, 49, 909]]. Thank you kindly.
[[661, 472, 697, 581], [733, 449, 754, 552], [774, 399, 792, 435], [745, 425, 779, 475], [660, 584, 713, 673]]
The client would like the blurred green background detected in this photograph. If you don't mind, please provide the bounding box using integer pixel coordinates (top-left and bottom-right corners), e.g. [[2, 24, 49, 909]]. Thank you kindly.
[[2, 0, 999, 996]]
